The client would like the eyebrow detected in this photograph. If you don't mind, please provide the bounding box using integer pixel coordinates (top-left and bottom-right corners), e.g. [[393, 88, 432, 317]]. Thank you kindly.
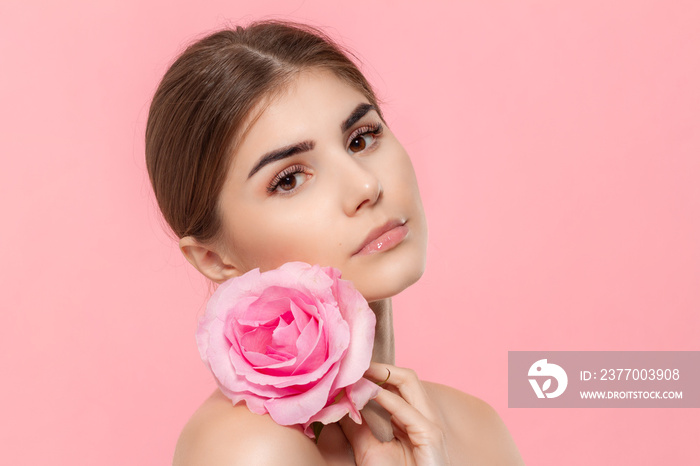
[[247, 140, 315, 179], [341, 103, 376, 132], [247, 103, 377, 179]]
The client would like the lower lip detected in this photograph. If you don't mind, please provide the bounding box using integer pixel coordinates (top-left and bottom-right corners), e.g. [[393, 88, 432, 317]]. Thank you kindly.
[[355, 225, 409, 256]]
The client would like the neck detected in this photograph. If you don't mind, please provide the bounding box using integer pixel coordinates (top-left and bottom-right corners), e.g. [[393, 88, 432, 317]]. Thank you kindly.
[[369, 299, 395, 364]]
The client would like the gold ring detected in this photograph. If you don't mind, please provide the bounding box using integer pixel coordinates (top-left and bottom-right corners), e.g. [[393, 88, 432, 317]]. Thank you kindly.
[[378, 368, 391, 386]]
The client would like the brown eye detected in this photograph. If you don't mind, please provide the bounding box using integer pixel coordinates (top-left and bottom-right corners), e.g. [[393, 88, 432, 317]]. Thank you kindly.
[[269, 170, 309, 194], [348, 135, 367, 153], [267, 165, 310, 195], [278, 174, 298, 191]]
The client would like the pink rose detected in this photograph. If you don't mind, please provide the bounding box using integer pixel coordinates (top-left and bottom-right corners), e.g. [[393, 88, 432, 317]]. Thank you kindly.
[[196, 262, 380, 438]]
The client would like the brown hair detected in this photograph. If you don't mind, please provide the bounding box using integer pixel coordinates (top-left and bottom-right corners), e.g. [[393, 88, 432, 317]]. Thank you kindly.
[[145, 21, 381, 243]]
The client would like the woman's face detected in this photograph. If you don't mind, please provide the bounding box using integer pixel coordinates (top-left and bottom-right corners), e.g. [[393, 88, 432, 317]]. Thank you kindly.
[[215, 69, 427, 302]]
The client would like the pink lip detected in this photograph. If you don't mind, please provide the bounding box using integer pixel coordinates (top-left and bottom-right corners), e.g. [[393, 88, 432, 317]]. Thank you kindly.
[[354, 220, 409, 256]]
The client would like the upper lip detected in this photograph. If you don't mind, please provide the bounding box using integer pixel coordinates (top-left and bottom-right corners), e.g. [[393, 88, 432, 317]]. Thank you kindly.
[[353, 219, 407, 255]]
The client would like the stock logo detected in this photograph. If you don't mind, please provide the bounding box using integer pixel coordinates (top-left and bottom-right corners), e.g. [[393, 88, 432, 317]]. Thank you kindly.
[[528, 359, 568, 398]]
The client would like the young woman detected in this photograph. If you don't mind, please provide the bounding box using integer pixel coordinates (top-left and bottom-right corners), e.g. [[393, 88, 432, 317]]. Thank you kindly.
[[146, 21, 524, 465]]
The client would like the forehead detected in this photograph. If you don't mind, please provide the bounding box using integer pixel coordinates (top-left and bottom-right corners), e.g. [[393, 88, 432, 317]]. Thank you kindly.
[[228, 70, 370, 174]]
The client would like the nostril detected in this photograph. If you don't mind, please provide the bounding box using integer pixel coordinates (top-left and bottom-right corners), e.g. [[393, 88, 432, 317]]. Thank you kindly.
[[355, 199, 370, 212], [355, 181, 382, 212]]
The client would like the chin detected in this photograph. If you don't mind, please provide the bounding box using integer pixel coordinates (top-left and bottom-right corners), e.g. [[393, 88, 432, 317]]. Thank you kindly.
[[356, 253, 426, 303]]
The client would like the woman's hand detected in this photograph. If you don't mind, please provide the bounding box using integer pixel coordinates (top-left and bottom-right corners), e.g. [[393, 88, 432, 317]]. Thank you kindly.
[[339, 363, 451, 466]]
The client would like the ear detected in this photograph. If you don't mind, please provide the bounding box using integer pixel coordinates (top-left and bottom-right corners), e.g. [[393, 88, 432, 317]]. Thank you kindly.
[[179, 236, 241, 284]]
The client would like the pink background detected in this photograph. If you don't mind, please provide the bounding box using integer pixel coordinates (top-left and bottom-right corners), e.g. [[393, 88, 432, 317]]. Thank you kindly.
[[2, 1, 698, 464]]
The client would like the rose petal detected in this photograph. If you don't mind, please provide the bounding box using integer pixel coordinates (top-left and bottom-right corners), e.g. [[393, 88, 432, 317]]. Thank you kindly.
[[280, 262, 334, 294], [263, 363, 340, 425], [219, 386, 266, 415], [239, 322, 275, 354], [271, 316, 301, 351], [345, 377, 382, 422], [291, 318, 325, 375], [243, 346, 295, 368], [239, 288, 304, 324], [301, 378, 380, 438], [331, 279, 376, 388]]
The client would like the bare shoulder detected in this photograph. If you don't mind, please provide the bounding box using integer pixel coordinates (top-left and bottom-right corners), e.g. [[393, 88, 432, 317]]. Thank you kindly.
[[423, 381, 525, 466], [173, 390, 326, 466]]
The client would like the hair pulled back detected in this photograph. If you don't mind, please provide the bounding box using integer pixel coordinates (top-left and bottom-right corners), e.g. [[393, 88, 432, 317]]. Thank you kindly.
[[146, 21, 381, 242]]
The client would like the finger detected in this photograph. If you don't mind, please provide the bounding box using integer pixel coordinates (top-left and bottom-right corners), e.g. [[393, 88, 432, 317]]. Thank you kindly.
[[338, 414, 380, 459], [391, 418, 411, 446], [373, 389, 443, 446], [374, 389, 451, 466], [365, 363, 439, 423]]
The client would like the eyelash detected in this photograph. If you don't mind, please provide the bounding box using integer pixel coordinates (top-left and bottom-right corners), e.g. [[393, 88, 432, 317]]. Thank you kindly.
[[347, 122, 383, 153], [266, 164, 309, 194]]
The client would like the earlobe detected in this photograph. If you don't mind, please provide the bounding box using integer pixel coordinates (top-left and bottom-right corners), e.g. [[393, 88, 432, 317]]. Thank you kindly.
[[179, 236, 241, 284]]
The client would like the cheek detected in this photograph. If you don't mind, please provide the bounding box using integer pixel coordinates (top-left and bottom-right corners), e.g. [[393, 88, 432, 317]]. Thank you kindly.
[[224, 202, 340, 273], [382, 149, 424, 211]]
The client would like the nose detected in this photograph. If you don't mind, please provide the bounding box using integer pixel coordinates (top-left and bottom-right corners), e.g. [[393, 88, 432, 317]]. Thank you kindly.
[[340, 158, 383, 216]]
